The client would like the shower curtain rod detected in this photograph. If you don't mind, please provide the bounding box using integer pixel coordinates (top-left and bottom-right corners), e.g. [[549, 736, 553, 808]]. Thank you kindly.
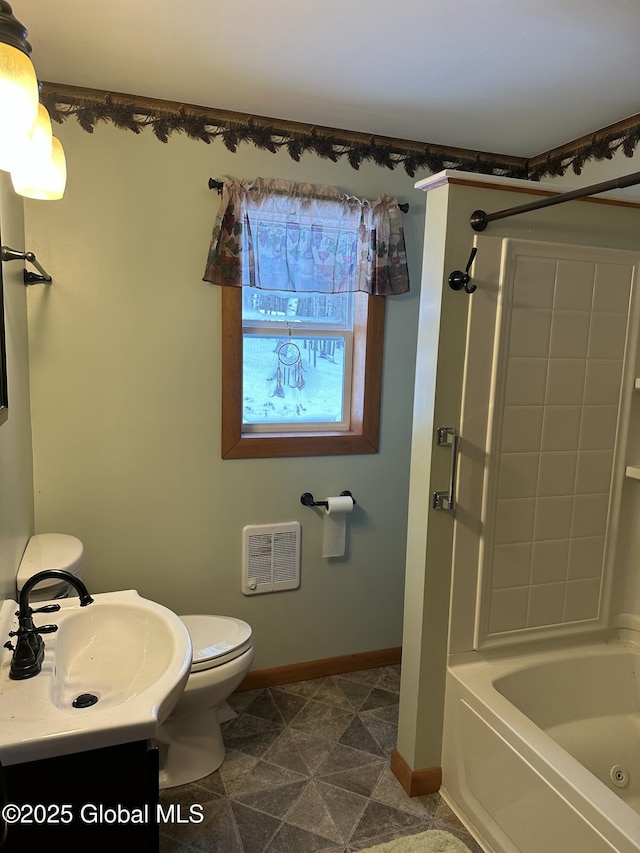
[[470, 169, 640, 231], [208, 178, 410, 212]]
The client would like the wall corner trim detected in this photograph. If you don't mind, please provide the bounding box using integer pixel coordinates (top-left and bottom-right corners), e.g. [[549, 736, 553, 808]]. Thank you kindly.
[[390, 748, 442, 797]]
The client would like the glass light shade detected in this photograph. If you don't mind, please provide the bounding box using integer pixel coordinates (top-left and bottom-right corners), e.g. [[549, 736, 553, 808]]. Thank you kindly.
[[11, 135, 67, 200], [23, 102, 53, 167], [0, 41, 38, 172]]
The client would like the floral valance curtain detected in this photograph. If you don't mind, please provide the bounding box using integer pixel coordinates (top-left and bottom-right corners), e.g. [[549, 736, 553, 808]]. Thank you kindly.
[[202, 176, 410, 295]]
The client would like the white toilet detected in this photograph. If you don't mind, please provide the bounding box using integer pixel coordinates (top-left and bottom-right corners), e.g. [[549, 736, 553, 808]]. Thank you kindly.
[[157, 613, 254, 789], [16, 533, 84, 601]]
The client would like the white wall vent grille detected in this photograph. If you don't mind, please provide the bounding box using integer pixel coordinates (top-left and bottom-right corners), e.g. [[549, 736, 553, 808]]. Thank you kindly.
[[242, 522, 300, 595]]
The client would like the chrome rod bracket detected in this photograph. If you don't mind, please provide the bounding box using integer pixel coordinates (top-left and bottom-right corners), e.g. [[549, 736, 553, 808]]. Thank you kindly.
[[433, 426, 459, 511]]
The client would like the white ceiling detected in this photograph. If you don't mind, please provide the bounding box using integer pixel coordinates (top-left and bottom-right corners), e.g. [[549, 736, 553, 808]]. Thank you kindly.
[[18, 0, 640, 160]]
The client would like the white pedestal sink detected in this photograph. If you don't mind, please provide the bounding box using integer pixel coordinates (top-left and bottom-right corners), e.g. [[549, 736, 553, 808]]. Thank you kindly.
[[0, 590, 192, 766]]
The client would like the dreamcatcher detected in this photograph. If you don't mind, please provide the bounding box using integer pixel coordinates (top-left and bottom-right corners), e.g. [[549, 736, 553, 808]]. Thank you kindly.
[[270, 341, 305, 399]]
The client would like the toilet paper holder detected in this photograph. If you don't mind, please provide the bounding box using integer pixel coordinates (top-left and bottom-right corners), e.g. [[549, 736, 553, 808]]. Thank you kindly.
[[301, 490, 356, 509]]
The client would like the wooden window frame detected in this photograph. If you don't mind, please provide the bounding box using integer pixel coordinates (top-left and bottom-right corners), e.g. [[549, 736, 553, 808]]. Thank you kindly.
[[221, 287, 385, 458]]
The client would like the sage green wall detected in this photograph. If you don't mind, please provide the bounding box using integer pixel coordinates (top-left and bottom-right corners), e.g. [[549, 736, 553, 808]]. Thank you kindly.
[[23, 119, 425, 670], [397, 173, 640, 773], [0, 173, 34, 601]]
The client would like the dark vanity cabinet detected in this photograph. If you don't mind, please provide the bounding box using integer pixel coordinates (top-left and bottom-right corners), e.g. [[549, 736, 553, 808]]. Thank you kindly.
[[1, 740, 159, 851]]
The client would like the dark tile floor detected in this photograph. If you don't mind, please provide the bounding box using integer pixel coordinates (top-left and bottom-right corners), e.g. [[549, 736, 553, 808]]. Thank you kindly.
[[158, 665, 483, 853]]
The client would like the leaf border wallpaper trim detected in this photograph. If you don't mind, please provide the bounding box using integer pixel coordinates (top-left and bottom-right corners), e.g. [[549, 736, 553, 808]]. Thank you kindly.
[[40, 83, 640, 182]]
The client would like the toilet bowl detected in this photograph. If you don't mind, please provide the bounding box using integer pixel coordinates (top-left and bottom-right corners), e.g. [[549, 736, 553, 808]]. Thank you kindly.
[[157, 614, 254, 789]]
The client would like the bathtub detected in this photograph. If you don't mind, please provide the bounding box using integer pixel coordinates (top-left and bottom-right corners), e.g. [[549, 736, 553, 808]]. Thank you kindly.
[[441, 638, 640, 853]]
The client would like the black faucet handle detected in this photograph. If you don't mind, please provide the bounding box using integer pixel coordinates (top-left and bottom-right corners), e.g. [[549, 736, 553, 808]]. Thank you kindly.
[[9, 624, 58, 638], [14, 603, 62, 618]]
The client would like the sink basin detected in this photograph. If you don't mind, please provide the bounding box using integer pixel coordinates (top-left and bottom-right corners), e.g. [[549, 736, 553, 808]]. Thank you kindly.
[[51, 599, 184, 711], [0, 590, 192, 766]]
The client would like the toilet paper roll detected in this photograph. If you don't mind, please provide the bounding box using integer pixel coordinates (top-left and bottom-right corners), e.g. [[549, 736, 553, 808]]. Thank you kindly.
[[322, 495, 354, 558]]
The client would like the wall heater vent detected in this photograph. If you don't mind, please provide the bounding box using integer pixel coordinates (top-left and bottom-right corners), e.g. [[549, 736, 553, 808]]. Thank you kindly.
[[242, 522, 300, 595]]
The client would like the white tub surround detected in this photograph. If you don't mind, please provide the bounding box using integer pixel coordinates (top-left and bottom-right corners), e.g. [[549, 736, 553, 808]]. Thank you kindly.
[[456, 237, 640, 649], [398, 171, 640, 849]]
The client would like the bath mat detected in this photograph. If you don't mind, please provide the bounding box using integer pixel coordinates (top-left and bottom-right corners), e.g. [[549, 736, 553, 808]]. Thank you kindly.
[[358, 828, 472, 853]]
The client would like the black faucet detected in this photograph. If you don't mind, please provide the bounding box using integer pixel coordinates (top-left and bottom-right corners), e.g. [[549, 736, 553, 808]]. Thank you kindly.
[[5, 570, 94, 680]]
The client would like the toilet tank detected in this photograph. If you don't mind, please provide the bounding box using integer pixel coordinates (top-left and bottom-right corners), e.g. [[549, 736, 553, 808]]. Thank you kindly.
[[16, 533, 84, 601]]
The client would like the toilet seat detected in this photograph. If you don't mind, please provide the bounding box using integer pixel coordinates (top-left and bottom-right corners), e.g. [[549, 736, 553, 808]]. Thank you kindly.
[[181, 615, 253, 673]]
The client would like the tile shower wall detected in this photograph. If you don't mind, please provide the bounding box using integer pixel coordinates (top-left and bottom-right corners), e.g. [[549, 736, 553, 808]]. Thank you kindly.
[[485, 248, 635, 638]]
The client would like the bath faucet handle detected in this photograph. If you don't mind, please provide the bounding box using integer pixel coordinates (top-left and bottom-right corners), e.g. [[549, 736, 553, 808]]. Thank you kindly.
[[9, 624, 58, 638], [14, 603, 61, 617]]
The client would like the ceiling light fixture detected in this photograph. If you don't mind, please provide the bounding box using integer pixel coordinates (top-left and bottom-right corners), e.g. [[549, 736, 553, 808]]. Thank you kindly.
[[0, 2, 66, 199]]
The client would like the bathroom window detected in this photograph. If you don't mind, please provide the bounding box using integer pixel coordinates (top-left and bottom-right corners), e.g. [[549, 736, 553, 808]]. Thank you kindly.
[[242, 289, 354, 432], [204, 176, 409, 458], [220, 286, 384, 457]]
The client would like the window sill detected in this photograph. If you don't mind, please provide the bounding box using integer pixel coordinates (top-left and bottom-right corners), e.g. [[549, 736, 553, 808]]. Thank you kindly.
[[222, 430, 379, 459]]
